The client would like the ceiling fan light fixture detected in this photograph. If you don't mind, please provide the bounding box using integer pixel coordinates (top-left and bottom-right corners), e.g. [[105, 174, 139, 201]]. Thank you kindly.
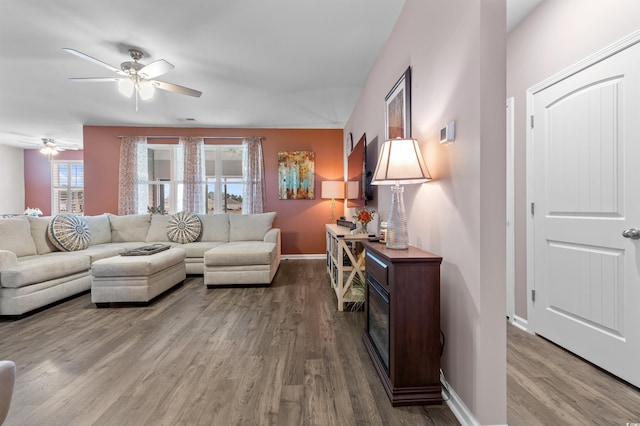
[[138, 81, 155, 100], [118, 79, 134, 98], [40, 146, 59, 156]]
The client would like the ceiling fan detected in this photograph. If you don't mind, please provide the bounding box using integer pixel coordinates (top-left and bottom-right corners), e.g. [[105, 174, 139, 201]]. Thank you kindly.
[[64, 48, 202, 111]]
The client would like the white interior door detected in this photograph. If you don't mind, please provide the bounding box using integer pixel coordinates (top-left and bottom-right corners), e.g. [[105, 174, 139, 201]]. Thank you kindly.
[[530, 39, 640, 387]]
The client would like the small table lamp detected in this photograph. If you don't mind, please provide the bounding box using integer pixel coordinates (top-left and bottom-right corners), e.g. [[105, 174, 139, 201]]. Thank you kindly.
[[346, 181, 360, 200], [321, 181, 345, 222], [371, 138, 431, 249]]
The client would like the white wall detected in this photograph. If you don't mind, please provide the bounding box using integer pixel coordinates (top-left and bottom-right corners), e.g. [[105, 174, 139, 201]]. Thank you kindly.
[[507, 0, 640, 319], [345, 0, 506, 423], [0, 145, 25, 214]]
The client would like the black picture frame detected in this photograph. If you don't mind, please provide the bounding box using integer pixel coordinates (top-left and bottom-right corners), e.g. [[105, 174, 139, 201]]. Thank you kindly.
[[385, 66, 412, 140]]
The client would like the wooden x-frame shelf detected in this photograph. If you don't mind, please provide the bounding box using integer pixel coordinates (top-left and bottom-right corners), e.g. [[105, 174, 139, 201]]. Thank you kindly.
[[325, 224, 374, 311]]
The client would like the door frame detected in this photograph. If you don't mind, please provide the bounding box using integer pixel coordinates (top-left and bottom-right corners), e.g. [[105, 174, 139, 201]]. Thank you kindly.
[[506, 97, 515, 321], [526, 29, 640, 333]]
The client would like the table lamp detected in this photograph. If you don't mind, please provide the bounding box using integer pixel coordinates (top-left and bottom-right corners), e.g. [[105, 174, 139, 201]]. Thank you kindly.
[[321, 181, 345, 222], [371, 138, 431, 249]]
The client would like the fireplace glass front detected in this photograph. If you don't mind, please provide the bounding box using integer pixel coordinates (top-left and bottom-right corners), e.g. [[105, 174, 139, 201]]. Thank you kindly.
[[367, 275, 390, 373]]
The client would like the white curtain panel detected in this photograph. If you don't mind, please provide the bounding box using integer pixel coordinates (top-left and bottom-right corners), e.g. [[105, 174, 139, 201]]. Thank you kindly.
[[242, 137, 265, 214], [118, 136, 148, 215], [178, 137, 206, 214]]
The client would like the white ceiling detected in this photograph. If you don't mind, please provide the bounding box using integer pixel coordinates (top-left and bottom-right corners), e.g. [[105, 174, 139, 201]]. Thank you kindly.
[[0, 0, 538, 151]]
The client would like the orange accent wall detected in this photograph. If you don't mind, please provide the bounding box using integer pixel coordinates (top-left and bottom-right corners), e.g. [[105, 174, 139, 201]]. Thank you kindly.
[[24, 149, 83, 216], [82, 126, 344, 255]]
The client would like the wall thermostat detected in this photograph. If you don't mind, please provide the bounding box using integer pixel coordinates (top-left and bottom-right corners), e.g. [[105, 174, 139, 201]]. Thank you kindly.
[[440, 121, 455, 145]]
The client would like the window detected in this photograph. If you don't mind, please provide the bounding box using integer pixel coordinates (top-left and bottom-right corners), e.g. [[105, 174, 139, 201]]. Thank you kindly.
[[51, 160, 84, 214], [145, 144, 245, 215], [147, 145, 175, 214], [205, 146, 245, 214]]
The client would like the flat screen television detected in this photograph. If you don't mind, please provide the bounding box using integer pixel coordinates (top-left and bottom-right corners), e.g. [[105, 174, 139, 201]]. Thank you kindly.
[[347, 133, 377, 207]]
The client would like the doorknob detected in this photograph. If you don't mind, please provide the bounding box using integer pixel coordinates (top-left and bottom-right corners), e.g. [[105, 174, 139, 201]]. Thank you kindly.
[[622, 228, 640, 239]]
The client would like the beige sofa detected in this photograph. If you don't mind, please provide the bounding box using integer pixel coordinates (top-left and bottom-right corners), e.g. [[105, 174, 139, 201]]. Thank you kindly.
[[0, 212, 280, 316]]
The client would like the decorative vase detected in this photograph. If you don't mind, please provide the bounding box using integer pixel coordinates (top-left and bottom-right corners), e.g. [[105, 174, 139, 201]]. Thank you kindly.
[[358, 222, 369, 234], [387, 184, 408, 249]]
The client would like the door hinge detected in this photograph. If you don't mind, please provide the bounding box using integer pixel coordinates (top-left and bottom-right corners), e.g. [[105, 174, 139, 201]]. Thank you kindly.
[[530, 115, 535, 128], [531, 289, 536, 302], [530, 202, 535, 215]]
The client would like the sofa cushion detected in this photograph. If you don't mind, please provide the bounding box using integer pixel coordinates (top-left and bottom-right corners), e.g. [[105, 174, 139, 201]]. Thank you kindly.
[[145, 214, 172, 242], [27, 216, 58, 254], [229, 212, 276, 241], [83, 214, 112, 245], [47, 214, 91, 252], [1, 254, 90, 288], [179, 241, 226, 258], [0, 216, 37, 257], [108, 214, 151, 242], [197, 214, 229, 242], [167, 212, 202, 244], [204, 241, 276, 266]]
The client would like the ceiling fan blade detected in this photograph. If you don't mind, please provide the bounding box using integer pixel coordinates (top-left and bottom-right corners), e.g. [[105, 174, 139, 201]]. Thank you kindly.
[[139, 59, 174, 79], [69, 77, 122, 83], [63, 48, 126, 75], [151, 80, 202, 97]]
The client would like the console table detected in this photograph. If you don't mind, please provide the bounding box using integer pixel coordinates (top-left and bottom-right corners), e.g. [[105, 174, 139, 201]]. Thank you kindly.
[[325, 224, 374, 311], [362, 241, 442, 406]]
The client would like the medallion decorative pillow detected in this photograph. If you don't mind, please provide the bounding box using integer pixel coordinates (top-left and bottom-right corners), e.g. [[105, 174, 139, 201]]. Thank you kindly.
[[167, 211, 202, 244], [47, 214, 91, 251]]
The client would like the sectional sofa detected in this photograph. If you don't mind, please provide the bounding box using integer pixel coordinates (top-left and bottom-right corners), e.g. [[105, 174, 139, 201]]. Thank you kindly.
[[0, 212, 281, 316]]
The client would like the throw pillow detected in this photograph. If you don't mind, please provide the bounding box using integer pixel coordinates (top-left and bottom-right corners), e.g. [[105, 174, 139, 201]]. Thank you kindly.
[[167, 211, 202, 244], [0, 216, 37, 257], [229, 212, 276, 241], [47, 214, 91, 252]]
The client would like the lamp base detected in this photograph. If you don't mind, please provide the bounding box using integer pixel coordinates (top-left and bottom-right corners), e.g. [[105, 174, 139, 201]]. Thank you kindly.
[[386, 184, 408, 249]]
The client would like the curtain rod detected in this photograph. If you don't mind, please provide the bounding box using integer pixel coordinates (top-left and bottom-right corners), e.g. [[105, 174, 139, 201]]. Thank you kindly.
[[115, 135, 262, 140]]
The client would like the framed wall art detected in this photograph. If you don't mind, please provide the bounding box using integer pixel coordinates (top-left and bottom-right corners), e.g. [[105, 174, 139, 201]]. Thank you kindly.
[[277, 151, 315, 199], [385, 66, 412, 139]]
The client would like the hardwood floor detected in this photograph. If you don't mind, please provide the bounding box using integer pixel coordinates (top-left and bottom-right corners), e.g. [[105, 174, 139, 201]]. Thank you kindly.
[[3, 259, 638, 425], [507, 323, 640, 425], [0, 260, 457, 426]]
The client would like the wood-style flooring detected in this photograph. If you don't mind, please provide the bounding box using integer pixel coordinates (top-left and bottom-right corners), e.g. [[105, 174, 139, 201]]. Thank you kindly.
[[0, 260, 457, 425], [2, 259, 639, 425], [507, 323, 640, 425]]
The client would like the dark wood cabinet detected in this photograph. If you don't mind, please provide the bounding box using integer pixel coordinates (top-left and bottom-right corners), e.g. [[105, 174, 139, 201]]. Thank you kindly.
[[362, 242, 442, 406]]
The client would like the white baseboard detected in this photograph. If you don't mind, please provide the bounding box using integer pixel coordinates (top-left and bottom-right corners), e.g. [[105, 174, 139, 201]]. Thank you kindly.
[[441, 371, 480, 426], [281, 254, 325, 260], [511, 314, 529, 332], [441, 371, 507, 426]]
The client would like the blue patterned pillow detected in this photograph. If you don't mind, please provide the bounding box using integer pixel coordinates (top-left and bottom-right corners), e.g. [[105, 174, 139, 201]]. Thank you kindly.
[[167, 211, 202, 244], [47, 214, 91, 251]]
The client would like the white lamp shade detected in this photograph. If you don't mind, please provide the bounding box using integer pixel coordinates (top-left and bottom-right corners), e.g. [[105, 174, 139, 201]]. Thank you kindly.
[[346, 181, 360, 199], [371, 138, 432, 185], [321, 181, 345, 199], [118, 79, 134, 98], [138, 81, 155, 100]]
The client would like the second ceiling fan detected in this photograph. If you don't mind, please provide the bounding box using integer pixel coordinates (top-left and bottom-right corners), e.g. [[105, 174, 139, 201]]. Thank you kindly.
[[64, 47, 202, 110]]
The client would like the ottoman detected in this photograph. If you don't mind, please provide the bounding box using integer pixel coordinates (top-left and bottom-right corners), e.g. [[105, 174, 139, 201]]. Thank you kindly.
[[203, 241, 279, 287], [91, 247, 186, 307]]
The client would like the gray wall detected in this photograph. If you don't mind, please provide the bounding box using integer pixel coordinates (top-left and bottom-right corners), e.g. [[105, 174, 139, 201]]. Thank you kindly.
[[507, 0, 640, 319], [0, 145, 25, 214]]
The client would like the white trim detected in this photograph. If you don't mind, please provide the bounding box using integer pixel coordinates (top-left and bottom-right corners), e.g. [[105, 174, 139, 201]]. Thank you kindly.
[[281, 254, 325, 260], [510, 314, 530, 333], [440, 371, 482, 426], [526, 29, 640, 335], [529, 29, 640, 95], [506, 97, 515, 321]]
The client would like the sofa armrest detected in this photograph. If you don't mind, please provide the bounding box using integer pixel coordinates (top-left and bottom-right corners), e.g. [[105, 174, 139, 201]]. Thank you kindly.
[[0, 250, 18, 270], [264, 228, 280, 245]]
